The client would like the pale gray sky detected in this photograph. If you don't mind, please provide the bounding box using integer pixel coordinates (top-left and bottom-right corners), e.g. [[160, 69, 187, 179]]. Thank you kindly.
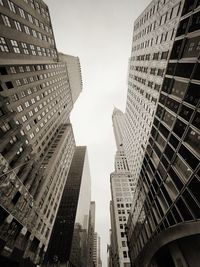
[[45, 0, 150, 265]]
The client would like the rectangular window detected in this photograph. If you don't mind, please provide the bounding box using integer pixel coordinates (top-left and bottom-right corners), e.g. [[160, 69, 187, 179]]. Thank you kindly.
[[1, 15, 11, 27], [24, 25, 30, 35], [8, 0, 16, 13], [19, 8, 26, 18], [0, 37, 9, 53], [14, 21, 22, 31]]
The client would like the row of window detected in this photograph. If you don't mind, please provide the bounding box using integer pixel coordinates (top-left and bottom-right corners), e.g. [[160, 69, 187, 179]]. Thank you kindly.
[[0, 0, 51, 32], [133, 16, 177, 51], [132, 51, 169, 62], [0, 36, 57, 58], [23, 0, 50, 20], [0, 13, 55, 45], [134, 0, 176, 31], [170, 35, 200, 60]]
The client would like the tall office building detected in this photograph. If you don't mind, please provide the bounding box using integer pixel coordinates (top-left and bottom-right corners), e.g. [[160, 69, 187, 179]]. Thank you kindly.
[[93, 233, 102, 267], [110, 108, 135, 267], [107, 228, 115, 267], [0, 1, 82, 266], [126, 1, 200, 266], [43, 146, 91, 267], [123, 0, 184, 183], [87, 201, 96, 267]]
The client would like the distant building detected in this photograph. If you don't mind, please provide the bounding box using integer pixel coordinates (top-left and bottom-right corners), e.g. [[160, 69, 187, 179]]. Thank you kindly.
[[109, 202, 119, 267], [93, 233, 102, 267], [0, 0, 82, 266], [109, 108, 135, 267], [43, 146, 91, 267], [87, 201, 96, 267], [126, 0, 200, 266]]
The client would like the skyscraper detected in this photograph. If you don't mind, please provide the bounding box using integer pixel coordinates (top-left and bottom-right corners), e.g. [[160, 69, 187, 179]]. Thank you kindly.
[[43, 146, 91, 267], [0, 1, 82, 266], [93, 233, 102, 267], [126, 0, 200, 266], [123, 0, 184, 182], [87, 201, 96, 267], [109, 108, 135, 267]]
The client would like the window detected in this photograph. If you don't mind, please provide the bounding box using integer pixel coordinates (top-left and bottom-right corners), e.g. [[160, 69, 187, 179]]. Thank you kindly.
[[14, 21, 22, 31], [122, 241, 126, 247], [182, 0, 195, 16], [162, 77, 173, 93], [26, 124, 31, 131], [21, 42, 29, 54], [6, 81, 13, 89], [10, 66, 16, 74], [174, 155, 191, 181], [184, 83, 200, 106], [185, 127, 200, 156], [0, 36, 9, 52], [179, 144, 199, 170], [179, 104, 193, 122], [1, 15, 11, 27], [170, 3, 180, 19], [153, 52, 159, 60], [25, 101, 30, 107], [170, 40, 183, 59], [188, 176, 200, 204], [28, 111, 33, 117], [28, 14, 33, 23], [161, 51, 169, 60], [0, 67, 7, 75], [11, 39, 20, 54], [189, 11, 200, 33], [123, 251, 128, 258], [30, 44, 36, 55], [7, 0, 16, 13], [19, 66, 24, 73], [165, 97, 180, 113], [171, 80, 187, 100], [17, 105, 23, 112], [15, 79, 21, 86], [176, 197, 193, 221], [173, 119, 187, 138], [19, 8, 26, 18], [12, 192, 21, 205], [30, 133, 35, 139], [177, 17, 189, 37], [24, 25, 30, 35], [1, 122, 11, 132], [32, 29, 37, 38], [175, 63, 195, 78], [183, 36, 200, 58]]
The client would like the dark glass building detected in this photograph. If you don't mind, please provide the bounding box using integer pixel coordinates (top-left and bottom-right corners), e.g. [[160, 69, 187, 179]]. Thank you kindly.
[[43, 146, 91, 267], [127, 1, 200, 266]]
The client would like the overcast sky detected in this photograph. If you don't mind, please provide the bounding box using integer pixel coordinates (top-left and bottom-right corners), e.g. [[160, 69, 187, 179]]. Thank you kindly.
[[45, 0, 150, 265]]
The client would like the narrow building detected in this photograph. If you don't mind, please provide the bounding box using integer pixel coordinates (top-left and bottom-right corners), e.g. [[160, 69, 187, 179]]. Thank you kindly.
[[43, 146, 91, 267], [109, 108, 135, 267]]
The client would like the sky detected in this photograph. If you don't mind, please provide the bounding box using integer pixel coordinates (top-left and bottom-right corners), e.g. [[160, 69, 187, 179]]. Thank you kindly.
[[45, 0, 150, 265]]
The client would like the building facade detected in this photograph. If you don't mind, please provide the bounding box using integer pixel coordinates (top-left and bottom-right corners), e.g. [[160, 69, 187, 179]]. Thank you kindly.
[[126, 0, 200, 266], [110, 108, 135, 267], [93, 233, 102, 267], [0, 0, 82, 266], [123, 0, 184, 183], [43, 146, 91, 267], [87, 201, 96, 267]]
